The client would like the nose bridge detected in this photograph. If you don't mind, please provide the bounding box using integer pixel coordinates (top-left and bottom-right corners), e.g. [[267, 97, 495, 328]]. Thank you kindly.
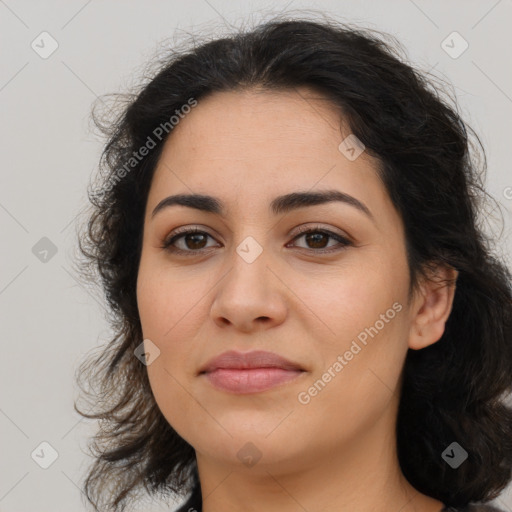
[[210, 230, 287, 330], [227, 232, 270, 293], [226, 203, 272, 269]]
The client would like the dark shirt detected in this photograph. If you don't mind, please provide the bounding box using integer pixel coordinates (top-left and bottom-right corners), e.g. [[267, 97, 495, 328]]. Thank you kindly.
[[443, 506, 505, 512], [174, 483, 202, 512], [174, 485, 506, 512]]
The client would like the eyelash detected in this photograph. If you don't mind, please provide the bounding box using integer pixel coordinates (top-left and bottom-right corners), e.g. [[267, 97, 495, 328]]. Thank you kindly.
[[161, 225, 353, 256]]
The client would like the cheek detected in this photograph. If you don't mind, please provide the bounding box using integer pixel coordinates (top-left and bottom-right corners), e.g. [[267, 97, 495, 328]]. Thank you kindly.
[[136, 256, 207, 434], [294, 306, 408, 454], [136, 255, 204, 338], [145, 359, 203, 448], [298, 255, 405, 345], [294, 255, 409, 419]]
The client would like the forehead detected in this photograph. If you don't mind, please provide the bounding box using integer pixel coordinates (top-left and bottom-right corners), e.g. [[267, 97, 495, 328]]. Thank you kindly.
[[166, 87, 348, 163], [146, 87, 389, 221]]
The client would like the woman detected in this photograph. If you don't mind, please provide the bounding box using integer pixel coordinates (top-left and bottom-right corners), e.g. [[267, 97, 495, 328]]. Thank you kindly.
[[75, 15, 512, 512]]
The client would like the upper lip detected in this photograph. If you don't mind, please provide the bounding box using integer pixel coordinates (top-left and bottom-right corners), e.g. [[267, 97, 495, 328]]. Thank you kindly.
[[199, 350, 304, 374]]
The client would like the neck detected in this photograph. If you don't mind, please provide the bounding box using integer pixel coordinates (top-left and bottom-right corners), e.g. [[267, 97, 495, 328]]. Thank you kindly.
[[195, 405, 445, 512]]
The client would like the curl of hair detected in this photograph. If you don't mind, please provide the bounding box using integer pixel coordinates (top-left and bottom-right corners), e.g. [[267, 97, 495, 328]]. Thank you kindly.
[[74, 12, 512, 512]]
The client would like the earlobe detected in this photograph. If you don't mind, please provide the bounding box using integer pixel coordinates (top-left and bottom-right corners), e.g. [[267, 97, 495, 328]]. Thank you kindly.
[[408, 265, 459, 351]]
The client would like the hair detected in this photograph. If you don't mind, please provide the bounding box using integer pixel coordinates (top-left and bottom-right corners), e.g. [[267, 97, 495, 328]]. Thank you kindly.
[[74, 12, 512, 512]]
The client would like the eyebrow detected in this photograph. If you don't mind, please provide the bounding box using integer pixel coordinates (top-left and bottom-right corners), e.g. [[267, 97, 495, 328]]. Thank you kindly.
[[151, 190, 374, 222]]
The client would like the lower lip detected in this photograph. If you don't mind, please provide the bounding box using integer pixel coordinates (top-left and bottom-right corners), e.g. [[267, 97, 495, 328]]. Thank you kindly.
[[202, 368, 304, 393]]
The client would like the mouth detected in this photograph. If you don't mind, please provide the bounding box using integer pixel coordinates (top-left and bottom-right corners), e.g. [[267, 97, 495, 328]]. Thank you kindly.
[[200, 367, 306, 394], [198, 350, 306, 394]]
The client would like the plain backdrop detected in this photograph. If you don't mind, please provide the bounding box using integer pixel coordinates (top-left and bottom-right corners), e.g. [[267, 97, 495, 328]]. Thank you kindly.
[[1, 1, 511, 511]]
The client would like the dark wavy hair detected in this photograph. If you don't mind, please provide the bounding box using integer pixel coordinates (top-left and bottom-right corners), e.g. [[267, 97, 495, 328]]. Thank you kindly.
[[74, 12, 512, 512]]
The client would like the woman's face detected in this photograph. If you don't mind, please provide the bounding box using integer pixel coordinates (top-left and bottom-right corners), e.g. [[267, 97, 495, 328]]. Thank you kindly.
[[137, 87, 422, 472]]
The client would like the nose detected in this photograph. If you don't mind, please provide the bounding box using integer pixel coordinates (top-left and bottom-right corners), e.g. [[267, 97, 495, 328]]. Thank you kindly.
[[210, 248, 288, 333]]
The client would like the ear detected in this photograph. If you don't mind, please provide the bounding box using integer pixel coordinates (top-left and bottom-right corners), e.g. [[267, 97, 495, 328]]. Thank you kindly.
[[408, 264, 459, 350]]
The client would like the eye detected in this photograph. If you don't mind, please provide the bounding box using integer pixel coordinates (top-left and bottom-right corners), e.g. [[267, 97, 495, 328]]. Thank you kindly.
[[162, 227, 218, 254], [287, 225, 352, 254], [161, 224, 352, 256]]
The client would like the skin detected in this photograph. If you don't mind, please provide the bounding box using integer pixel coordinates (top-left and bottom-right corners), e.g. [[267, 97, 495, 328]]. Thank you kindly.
[[136, 87, 458, 512]]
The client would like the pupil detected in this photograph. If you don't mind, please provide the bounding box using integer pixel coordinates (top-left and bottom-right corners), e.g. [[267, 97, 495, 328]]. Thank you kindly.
[[306, 233, 327, 248], [187, 233, 206, 249]]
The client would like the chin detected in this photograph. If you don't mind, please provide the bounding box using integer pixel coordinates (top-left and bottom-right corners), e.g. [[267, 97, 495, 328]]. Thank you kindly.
[[195, 434, 304, 471]]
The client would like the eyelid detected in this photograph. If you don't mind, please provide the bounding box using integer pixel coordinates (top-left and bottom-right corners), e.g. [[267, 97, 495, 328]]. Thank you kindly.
[[291, 223, 350, 239], [163, 223, 351, 244], [162, 225, 217, 246]]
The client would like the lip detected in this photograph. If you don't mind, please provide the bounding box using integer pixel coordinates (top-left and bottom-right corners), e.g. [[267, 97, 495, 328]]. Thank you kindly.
[[198, 350, 306, 394]]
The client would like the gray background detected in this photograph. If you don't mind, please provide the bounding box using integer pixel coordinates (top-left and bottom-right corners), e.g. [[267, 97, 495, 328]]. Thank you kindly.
[[1, 1, 511, 511]]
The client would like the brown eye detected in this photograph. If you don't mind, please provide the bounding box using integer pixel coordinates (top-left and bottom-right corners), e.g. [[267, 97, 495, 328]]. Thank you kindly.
[[162, 228, 218, 254], [288, 227, 352, 253], [180, 232, 209, 250], [302, 231, 329, 249]]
